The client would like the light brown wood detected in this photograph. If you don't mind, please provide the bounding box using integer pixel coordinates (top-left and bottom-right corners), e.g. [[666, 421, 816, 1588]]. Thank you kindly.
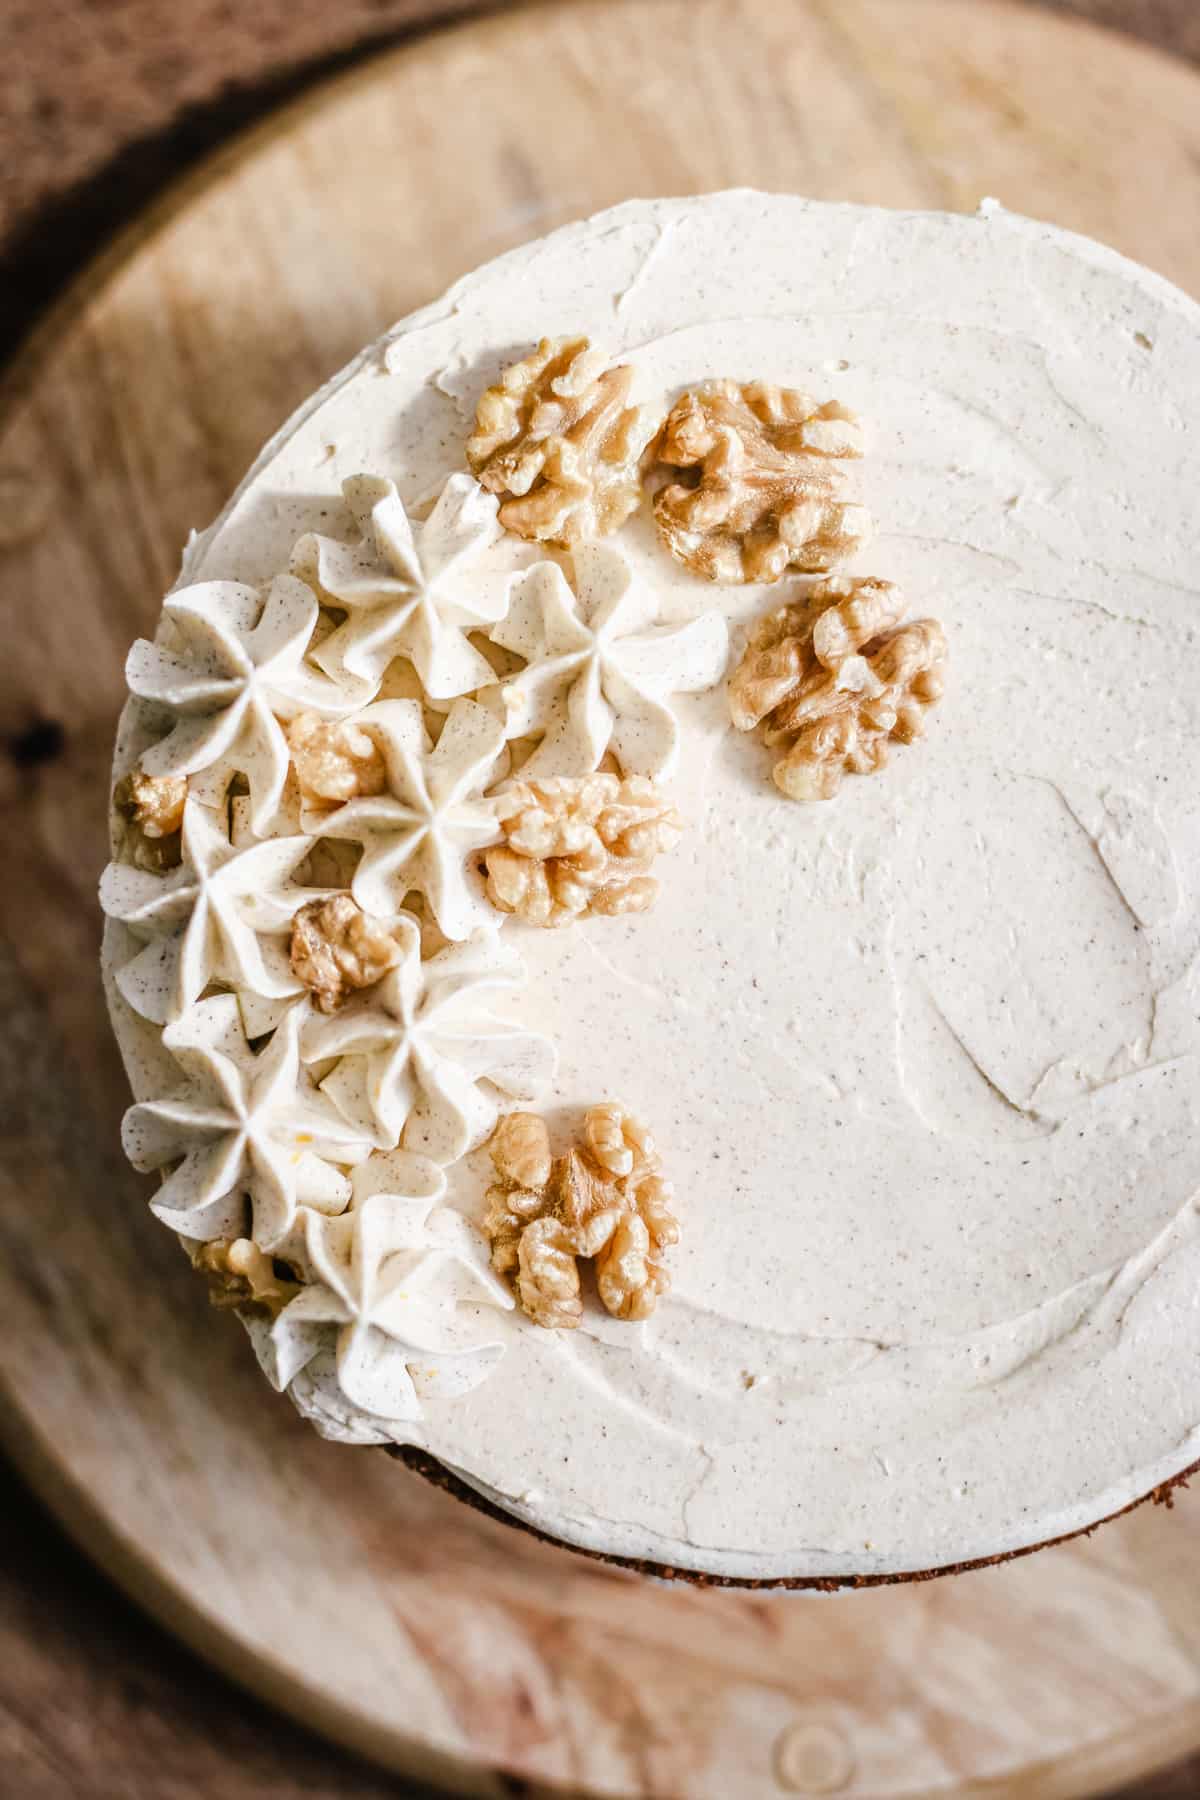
[[3, 1, 1200, 1793]]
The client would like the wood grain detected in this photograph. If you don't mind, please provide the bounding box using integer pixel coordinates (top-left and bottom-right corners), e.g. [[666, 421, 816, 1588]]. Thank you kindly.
[[3, 0, 1198, 261], [3, 1, 1200, 1794], [0, 1455, 414, 1800]]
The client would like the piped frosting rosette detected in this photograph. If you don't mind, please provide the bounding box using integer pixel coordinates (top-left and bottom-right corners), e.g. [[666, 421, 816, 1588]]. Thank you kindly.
[[103, 450, 729, 1438]]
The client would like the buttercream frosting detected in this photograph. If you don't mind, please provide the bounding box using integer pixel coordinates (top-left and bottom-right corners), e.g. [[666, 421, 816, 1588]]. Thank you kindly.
[[302, 920, 555, 1160], [122, 995, 371, 1255], [293, 472, 508, 695], [100, 797, 319, 1024], [104, 191, 1200, 1580], [493, 544, 728, 778], [127, 572, 355, 833], [262, 1149, 513, 1425], [306, 697, 505, 941]]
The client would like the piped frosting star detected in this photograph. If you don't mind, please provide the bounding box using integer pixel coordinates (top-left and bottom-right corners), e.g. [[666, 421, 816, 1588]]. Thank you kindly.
[[122, 996, 371, 1254], [127, 573, 355, 833], [490, 542, 728, 778], [292, 473, 509, 696], [302, 919, 555, 1161], [264, 1149, 512, 1422], [306, 697, 506, 942], [100, 796, 324, 1025]]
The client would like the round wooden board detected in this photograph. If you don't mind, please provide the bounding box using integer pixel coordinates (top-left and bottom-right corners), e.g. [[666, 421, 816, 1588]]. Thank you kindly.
[[3, 1, 1200, 1793]]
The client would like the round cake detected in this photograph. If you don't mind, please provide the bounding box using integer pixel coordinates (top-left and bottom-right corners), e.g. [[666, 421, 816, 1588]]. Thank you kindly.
[[102, 190, 1200, 1584]]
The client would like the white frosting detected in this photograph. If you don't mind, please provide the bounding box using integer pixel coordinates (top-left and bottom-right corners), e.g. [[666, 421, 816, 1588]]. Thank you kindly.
[[104, 191, 1200, 1580], [100, 797, 320, 1024], [261, 1150, 513, 1425], [122, 995, 372, 1255], [293, 472, 508, 695], [127, 572, 354, 833], [308, 697, 505, 941], [302, 920, 554, 1161], [493, 544, 728, 778]]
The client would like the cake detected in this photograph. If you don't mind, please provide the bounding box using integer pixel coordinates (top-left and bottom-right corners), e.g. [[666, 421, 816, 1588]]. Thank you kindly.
[[102, 190, 1200, 1585]]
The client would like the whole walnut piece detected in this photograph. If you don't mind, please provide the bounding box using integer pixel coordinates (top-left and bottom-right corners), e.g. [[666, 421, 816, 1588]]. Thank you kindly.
[[466, 336, 647, 545], [191, 1238, 300, 1318], [113, 768, 187, 871], [484, 773, 683, 928], [729, 574, 947, 802], [288, 712, 386, 806], [483, 1105, 679, 1329], [647, 379, 871, 584], [290, 893, 406, 1012]]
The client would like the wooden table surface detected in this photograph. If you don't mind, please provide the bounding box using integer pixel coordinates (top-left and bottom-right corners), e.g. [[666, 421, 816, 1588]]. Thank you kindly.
[[2, 3, 1199, 1795]]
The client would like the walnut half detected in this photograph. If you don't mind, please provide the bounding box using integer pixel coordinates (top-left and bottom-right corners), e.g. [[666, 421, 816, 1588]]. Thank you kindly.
[[729, 575, 947, 801], [483, 1106, 678, 1328], [466, 336, 647, 545], [647, 379, 871, 584], [484, 774, 683, 928], [289, 894, 406, 1012]]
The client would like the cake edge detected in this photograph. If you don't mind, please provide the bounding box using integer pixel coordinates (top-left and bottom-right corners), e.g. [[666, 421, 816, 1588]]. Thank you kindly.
[[389, 1445, 1200, 1590], [101, 187, 1200, 1584]]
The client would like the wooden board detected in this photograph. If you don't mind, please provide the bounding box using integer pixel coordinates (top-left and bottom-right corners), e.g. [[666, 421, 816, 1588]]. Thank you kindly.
[[3, 1, 1200, 1793]]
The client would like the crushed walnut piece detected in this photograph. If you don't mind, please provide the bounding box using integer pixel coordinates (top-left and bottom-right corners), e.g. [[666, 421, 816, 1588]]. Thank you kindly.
[[289, 894, 406, 1012], [466, 336, 647, 544], [483, 1105, 678, 1328], [287, 712, 386, 806], [113, 769, 186, 871], [484, 773, 683, 928], [729, 574, 947, 801], [190, 1237, 300, 1318], [646, 379, 871, 583]]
